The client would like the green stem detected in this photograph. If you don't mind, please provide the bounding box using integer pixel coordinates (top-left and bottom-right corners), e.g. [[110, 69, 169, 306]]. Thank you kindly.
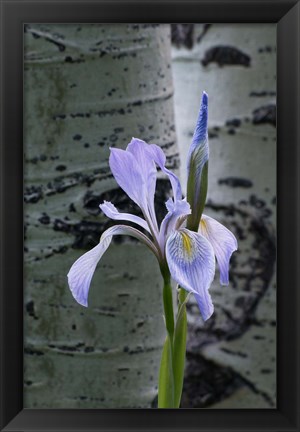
[[172, 286, 188, 407], [178, 286, 187, 306], [158, 266, 189, 408], [162, 272, 175, 339], [158, 269, 175, 408]]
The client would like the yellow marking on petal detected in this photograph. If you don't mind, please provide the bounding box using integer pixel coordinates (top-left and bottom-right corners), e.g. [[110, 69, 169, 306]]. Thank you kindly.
[[199, 218, 208, 235], [181, 232, 193, 257]]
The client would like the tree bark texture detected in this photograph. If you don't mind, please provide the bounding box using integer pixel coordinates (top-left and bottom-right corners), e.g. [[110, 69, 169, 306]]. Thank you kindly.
[[172, 24, 276, 408], [24, 24, 178, 408]]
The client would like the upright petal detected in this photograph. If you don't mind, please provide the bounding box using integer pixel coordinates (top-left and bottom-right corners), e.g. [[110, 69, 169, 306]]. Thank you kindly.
[[159, 198, 191, 250], [126, 138, 159, 232], [199, 215, 238, 285], [166, 228, 215, 321], [109, 147, 147, 210], [100, 200, 151, 233], [68, 225, 158, 307], [146, 143, 182, 202], [127, 138, 157, 206]]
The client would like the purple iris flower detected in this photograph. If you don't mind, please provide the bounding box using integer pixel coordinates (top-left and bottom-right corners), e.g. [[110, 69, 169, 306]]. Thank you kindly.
[[68, 96, 237, 321]]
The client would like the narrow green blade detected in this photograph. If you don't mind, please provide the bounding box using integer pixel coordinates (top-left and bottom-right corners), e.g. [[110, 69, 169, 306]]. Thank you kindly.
[[173, 301, 187, 408], [187, 160, 208, 231], [158, 335, 175, 408]]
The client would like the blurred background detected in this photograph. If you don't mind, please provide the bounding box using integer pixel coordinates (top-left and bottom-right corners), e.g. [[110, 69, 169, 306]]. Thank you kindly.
[[24, 23, 276, 409]]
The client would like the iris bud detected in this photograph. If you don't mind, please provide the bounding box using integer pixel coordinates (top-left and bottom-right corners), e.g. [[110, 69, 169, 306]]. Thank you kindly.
[[186, 91, 209, 231]]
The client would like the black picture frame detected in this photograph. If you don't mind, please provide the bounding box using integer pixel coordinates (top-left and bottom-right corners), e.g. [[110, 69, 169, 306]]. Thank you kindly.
[[1, 0, 299, 431]]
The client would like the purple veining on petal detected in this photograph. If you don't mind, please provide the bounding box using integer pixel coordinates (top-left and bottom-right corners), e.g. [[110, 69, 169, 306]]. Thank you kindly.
[[159, 198, 191, 252], [100, 200, 151, 233], [68, 91, 237, 322], [165, 228, 215, 321], [68, 225, 158, 307], [199, 214, 238, 285]]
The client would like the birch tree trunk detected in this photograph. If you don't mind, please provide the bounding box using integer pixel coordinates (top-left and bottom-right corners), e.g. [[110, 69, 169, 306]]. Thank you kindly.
[[24, 24, 177, 408], [172, 24, 276, 408]]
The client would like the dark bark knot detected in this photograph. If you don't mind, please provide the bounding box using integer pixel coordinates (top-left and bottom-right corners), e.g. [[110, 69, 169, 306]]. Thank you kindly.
[[202, 45, 251, 68]]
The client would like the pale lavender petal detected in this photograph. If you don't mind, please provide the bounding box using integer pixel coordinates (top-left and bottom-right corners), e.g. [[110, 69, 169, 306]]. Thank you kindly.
[[146, 143, 182, 201], [67, 232, 112, 307], [100, 200, 151, 233], [109, 147, 147, 210], [199, 214, 238, 285], [159, 198, 191, 250], [127, 138, 157, 205], [68, 225, 158, 307], [166, 228, 215, 321], [126, 138, 159, 231]]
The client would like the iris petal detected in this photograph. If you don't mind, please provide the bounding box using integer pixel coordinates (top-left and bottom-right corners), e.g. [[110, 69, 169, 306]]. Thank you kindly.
[[199, 214, 238, 285], [126, 138, 159, 231], [166, 228, 215, 321], [109, 139, 182, 237], [67, 234, 112, 307], [109, 147, 147, 210], [67, 225, 158, 307], [127, 138, 157, 205], [146, 143, 182, 201], [159, 199, 191, 249], [100, 200, 151, 233], [127, 137, 183, 203]]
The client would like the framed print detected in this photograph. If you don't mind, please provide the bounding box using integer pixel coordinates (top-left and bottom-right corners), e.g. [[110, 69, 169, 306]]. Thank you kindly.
[[0, 1, 299, 431]]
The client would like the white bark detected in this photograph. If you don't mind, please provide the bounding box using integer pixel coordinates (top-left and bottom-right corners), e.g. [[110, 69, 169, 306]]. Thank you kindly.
[[172, 24, 276, 408], [24, 24, 177, 408]]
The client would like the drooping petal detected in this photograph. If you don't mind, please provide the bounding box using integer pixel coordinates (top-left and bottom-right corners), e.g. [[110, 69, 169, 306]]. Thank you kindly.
[[146, 143, 182, 202], [67, 225, 158, 307], [67, 236, 111, 307], [186, 91, 209, 231], [193, 292, 213, 322], [166, 228, 215, 321], [159, 198, 191, 250], [199, 214, 238, 285], [100, 200, 151, 233], [109, 147, 147, 210]]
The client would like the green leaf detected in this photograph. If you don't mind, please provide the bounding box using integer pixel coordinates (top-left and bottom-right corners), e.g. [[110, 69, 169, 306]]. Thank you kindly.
[[158, 335, 175, 408], [173, 298, 187, 408], [187, 160, 208, 231]]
